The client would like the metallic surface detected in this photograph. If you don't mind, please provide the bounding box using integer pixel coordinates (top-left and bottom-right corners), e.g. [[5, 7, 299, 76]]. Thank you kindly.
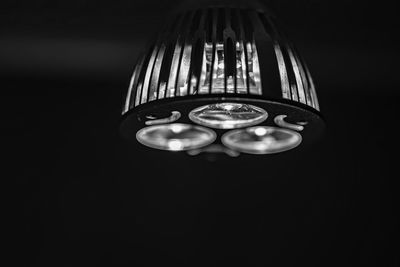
[[122, 6, 320, 116]]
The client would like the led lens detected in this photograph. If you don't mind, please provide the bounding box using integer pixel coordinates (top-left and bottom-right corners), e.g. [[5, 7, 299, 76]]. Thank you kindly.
[[136, 123, 216, 151], [189, 102, 268, 129], [222, 126, 302, 154]]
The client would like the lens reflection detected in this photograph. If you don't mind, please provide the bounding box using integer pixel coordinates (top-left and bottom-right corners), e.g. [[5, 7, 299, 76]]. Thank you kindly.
[[222, 126, 302, 154], [136, 123, 216, 151], [189, 102, 268, 129]]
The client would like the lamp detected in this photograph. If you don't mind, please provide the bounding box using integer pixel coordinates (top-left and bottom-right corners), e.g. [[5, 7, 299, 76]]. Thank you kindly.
[[120, 0, 324, 155]]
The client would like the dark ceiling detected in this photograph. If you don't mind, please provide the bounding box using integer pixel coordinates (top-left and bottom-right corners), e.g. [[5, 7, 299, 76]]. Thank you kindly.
[[4, 0, 399, 266]]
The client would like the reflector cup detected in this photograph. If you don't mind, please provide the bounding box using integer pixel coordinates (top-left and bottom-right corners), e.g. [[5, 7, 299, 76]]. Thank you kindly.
[[189, 102, 268, 129], [136, 123, 216, 151], [222, 126, 302, 154]]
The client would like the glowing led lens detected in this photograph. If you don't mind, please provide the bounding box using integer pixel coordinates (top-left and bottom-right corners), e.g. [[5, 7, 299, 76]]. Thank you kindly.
[[136, 123, 216, 151], [189, 103, 268, 129], [222, 126, 302, 154]]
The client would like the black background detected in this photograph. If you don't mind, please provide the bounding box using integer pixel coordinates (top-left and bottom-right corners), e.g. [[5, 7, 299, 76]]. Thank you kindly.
[[3, 0, 399, 266]]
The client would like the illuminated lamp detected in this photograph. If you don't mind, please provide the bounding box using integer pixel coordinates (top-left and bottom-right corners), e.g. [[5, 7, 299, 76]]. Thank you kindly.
[[120, 0, 324, 155]]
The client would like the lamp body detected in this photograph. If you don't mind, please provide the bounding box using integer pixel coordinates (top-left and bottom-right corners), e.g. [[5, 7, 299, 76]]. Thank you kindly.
[[120, 3, 324, 155]]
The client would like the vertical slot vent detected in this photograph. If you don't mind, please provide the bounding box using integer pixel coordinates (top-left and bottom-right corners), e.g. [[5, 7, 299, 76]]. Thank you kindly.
[[123, 55, 145, 113], [273, 42, 291, 99], [166, 37, 184, 98], [287, 47, 306, 104], [292, 47, 312, 106], [148, 44, 166, 102], [123, 7, 320, 114], [189, 38, 204, 95], [141, 45, 159, 104]]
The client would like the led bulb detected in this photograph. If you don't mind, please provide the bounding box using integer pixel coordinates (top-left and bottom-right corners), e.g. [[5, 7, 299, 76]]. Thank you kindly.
[[189, 102, 268, 129], [222, 126, 302, 154], [120, 6, 325, 155], [136, 123, 216, 151]]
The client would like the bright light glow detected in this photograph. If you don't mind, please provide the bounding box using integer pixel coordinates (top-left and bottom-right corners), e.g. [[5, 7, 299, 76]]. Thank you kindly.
[[170, 124, 185, 133], [222, 126, 302, 154], [254, 127, 268, 136], [189, 102, 268, 129], [224, 104, 235, 111], [136, 123, 216, 151], [167, 139, 184, 151]]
